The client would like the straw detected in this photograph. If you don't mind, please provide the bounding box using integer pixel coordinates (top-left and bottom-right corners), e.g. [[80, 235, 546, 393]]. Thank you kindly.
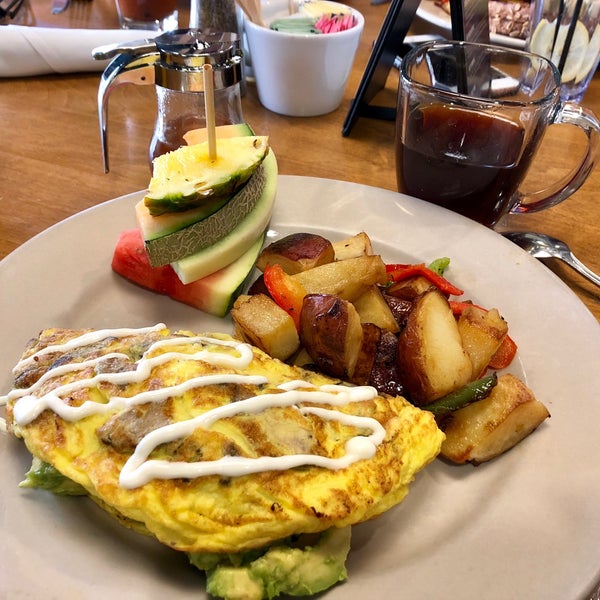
[[449, 0, 468, 94], [557, 0, 584, 75], [552, 0, 565, 53], [203, 64, 217, 161]]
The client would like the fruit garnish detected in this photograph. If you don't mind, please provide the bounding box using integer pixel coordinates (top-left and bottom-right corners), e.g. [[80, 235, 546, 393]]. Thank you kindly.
[[529, 18, 599, 83]]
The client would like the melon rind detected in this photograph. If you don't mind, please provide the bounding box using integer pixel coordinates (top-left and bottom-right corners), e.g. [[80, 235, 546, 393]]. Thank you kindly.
[[191, 233, 266, 318], [172, 152, 278, 284], [142, 159, 269, 267], [138, 123, 256, 243], [136, 197, 233, 242], [183, 123, 254, 146]]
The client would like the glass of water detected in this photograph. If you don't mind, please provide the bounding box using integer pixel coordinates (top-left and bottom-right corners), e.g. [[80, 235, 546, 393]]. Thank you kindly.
[[527, 0, 600, 102]]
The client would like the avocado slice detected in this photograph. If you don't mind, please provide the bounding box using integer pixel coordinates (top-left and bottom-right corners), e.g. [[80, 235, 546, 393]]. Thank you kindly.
[[20, 457, 87, 496], [145, 136, 270, 216], [191, 527, 351, 600]]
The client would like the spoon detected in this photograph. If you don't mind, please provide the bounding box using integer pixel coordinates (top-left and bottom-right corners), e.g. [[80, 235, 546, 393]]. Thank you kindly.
[[502, 231, 600, 288]]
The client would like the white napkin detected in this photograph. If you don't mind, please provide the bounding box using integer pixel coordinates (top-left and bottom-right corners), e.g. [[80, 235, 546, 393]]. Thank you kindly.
[[0, 25, 160, 77]]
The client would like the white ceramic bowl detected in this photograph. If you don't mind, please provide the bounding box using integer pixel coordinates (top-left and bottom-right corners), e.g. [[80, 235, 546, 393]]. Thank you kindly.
[[244, 2, 364, 117]]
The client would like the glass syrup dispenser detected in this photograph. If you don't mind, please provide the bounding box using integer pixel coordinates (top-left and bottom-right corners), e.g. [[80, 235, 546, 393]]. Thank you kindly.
[[93, 29, 244, 172]]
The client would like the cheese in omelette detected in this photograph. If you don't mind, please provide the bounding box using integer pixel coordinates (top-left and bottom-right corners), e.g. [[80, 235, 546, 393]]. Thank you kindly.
[[2, 324, 443, 590]]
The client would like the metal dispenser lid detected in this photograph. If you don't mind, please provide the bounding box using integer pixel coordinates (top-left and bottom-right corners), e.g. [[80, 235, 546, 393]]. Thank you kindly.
[[153, 29, 243, 92]]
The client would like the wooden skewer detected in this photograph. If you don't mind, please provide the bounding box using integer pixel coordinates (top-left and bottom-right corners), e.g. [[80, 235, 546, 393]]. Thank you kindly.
[[203, 63, 217, 161], [236, 0, 264, 26]]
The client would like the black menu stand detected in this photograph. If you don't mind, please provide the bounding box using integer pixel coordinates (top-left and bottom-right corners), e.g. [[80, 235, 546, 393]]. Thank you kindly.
[[342, 0, 465, 136]]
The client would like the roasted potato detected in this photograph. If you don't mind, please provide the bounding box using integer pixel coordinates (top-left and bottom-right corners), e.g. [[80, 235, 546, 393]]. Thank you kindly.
[[247, 273, 270, 296], [231, 294, 300, 361], [387, 275, 435, 301], [368, 330, 405, 397], [256, 233, 335, 274], [332, 231, 373, 260], [292, 255, 388, 302], [382, 293, 414, 330], [289, 346, 315, 369], [299, 294, 364, 380], [233, 227, 548, 467], [397, 289, 472, 405], [353, 286, 400, 333], [457, 305, 509, 378], [351, 322, 382, 386], [439, 373, 550, 464]]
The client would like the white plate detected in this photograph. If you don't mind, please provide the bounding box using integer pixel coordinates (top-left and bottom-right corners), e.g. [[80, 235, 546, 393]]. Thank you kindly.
[[416, 0, 526, 48], [2, 176, 600, 599]]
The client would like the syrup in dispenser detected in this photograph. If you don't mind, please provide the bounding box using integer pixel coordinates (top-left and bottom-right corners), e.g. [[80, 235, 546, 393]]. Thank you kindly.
[[93, 29, 244, 173]]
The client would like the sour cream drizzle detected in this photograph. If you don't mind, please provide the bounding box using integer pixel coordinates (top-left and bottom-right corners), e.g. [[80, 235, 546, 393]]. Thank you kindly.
[[12, 324, 167, 374], [7, 331, 258, 423], [3, 325, 386, 489]]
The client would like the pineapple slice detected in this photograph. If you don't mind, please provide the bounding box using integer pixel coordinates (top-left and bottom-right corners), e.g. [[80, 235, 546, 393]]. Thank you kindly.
[[145, 136, 270, 216]]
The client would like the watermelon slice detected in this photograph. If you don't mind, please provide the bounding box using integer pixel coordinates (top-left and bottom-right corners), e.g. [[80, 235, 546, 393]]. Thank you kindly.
[[112, 228, 264, 318]]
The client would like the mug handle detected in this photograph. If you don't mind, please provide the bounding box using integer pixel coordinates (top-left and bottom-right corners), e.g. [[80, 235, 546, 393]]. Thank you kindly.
[[510, 102, 600, 214]]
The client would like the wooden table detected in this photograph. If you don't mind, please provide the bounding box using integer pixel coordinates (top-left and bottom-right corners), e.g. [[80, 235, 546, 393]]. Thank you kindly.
[[1, 0, 599, 322]]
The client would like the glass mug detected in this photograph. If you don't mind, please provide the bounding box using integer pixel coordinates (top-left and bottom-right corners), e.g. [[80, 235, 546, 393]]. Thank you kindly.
[[396, 41, 600, 228]]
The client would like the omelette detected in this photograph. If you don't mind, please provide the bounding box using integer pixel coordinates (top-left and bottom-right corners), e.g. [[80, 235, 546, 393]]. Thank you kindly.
[[2, 324, 443, 596]]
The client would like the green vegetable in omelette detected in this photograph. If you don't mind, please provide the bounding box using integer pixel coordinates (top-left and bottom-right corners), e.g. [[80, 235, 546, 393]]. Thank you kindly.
[[20, 457, 87, 496]]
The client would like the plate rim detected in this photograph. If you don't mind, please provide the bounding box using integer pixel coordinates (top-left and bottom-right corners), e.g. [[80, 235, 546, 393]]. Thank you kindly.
[[416, 0, 527, 48], [1, 174, 600, 599]]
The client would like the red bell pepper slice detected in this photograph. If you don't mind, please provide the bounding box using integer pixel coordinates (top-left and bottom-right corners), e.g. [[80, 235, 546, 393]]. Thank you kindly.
[[449, 300, 486, 314], [449, 300, 518, 369], [488, 335, 518, 369], [386, 263, 464, 297], [263, 264, 306, 330]]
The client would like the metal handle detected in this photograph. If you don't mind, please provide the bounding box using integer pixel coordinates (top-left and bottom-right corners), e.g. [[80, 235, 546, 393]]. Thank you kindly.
[[92, 38, 157, 61], [94, 50, 159, 173], [511, 102, 600, 215], [92, 30, 243, 172]]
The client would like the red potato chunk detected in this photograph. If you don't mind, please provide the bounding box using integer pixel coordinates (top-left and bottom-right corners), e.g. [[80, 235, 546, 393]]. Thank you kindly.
[[256, 233, 335, 274]]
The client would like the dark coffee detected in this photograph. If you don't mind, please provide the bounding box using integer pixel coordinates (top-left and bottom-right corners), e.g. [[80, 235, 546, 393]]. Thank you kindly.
[[396, 104, 542, 227]]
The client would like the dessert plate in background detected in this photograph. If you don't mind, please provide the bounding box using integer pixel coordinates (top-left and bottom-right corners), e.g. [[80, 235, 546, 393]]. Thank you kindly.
[[416, 0, 527, 48]]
